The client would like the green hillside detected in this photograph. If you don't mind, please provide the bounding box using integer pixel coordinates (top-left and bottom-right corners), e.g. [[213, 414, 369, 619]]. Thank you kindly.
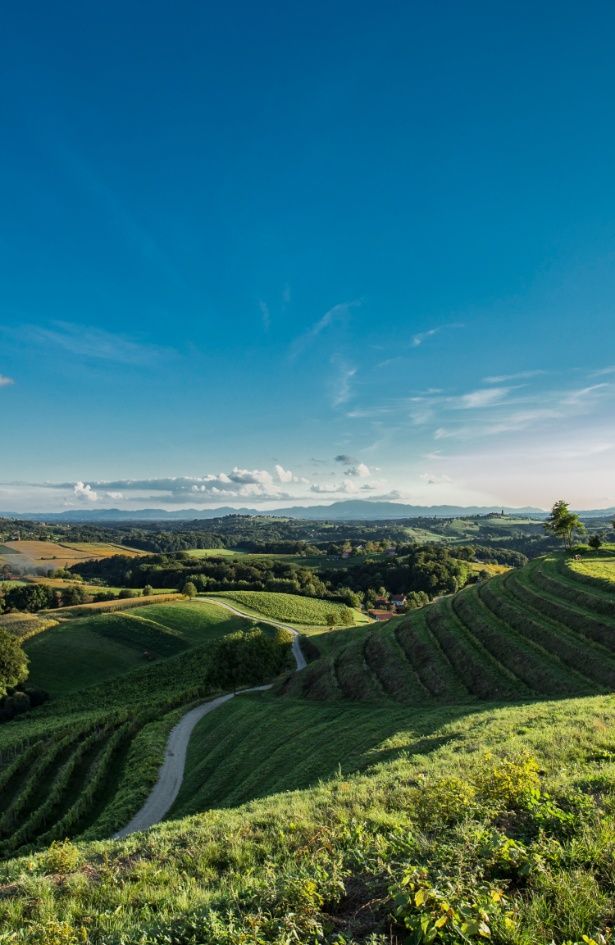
[[0, 602, 291, 858], [1, 552, 615, 943], [283, 552, 615, 704], [208, 590, 368, 626]]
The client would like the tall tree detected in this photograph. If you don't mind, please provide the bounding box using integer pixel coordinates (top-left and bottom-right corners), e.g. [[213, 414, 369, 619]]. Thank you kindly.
[[0, 629, 28, 698], [544, 499, 585, 550]]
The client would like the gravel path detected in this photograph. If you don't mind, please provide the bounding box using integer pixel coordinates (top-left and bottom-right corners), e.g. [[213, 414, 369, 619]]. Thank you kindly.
[[113, 597, 306, 838]]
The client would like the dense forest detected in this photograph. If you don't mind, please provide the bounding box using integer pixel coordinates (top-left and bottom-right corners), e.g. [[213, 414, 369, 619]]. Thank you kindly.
[[67, 543, 510, 608], [0, 512, 570, 557]]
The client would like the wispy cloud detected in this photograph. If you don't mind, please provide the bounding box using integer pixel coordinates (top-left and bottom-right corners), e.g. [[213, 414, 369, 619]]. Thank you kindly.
[[563, 383, 610, 406], [288, 300, 359, 361], [411, 322, 463, 348], [330, 358, 357, 407], [420, 472, 452, 485], [259, 300, 271, 331], [456, 387, 511, 409], [334, 454, 358, 465], [16, 322, 170, 366], [483, 370, 546, 383], [0, 374, 14, 387]]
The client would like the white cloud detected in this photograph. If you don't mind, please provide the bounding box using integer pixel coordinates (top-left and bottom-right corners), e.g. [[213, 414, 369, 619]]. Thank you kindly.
[[331, 359, 357, 407], [457, 387, 511, 409], [345, 462, 370, 478], [73, 481, 98, 502], [411, 323, 463, 348], [274, 464, 308, 484], [310, 479, 365, 495], [562, 383, 610, 406], [0, 375, 14, 387], [228, 467, 273, 485], [420, 472, 452, 485], [483, 370, 545, 383]]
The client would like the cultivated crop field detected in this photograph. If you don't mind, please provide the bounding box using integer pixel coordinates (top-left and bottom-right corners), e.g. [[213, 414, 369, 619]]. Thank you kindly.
[[208, 590, 368, 625], [284, 553, 615, 704], [0, 540, 144, 572]]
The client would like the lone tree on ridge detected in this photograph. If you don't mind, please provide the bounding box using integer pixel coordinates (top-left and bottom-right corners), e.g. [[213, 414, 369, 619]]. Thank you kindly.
[[544, 499, 586, 550]]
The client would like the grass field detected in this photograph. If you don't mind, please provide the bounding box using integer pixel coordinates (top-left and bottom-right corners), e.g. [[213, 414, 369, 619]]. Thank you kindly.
[[567, 546, 615, 587], [464, 560, 510, 575], [25, 602, 247, 695], [1, 692, 615, 943], [1, 552, 615, 943], [0, 601, 291, 859], [208, 590, 368, 626]]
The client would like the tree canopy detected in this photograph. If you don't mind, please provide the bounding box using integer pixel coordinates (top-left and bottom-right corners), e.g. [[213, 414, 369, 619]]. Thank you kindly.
[[544, 499, 586, 550], [0, 629, 29, 698]]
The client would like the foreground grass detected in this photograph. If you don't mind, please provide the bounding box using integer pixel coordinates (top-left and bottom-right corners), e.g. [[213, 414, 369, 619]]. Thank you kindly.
[[1, 694, 615, 943]]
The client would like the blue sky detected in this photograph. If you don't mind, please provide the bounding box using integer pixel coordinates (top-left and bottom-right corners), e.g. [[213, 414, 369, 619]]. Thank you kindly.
[[2, 0, 615, 512]]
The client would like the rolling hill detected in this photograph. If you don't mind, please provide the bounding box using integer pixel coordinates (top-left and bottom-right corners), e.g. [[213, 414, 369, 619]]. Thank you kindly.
[[0, 550, 614, 943]]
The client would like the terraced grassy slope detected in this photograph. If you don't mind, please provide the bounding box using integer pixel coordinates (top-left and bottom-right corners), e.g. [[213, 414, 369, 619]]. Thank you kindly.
[[282, 553, 615, 706], [0, 602, 290, 857], [2, 552, 615, 943]]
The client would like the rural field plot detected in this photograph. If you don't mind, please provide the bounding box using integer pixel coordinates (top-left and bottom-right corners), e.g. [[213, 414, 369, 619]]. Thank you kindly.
[[207, 590, 369, 626], [0, 540, 144, 572], [567, 546, 615, 587]]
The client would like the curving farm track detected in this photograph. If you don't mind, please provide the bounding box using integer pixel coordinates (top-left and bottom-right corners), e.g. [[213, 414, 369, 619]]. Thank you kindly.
[[113, 597, 305, 838]]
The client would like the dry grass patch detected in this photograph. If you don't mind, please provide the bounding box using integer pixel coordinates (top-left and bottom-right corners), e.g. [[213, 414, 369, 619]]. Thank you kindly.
[[0, 540, 144, 571]]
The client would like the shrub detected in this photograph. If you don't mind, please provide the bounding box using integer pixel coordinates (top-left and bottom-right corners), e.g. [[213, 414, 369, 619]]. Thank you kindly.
[[44, 839, 81, 874], [409, 775, 477, 828], [475, 752, 541, 810]]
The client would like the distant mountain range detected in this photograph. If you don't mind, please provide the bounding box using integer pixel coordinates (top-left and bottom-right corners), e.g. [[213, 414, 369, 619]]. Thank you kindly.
[[1, 499, 613, 523]]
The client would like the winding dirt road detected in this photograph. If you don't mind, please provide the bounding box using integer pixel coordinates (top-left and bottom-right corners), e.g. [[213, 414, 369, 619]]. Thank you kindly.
[[113, 597, 305, 838]]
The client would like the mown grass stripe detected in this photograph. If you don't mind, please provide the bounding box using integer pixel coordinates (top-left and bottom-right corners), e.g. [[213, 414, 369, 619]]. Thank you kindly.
[[478, 578, 607, 692]]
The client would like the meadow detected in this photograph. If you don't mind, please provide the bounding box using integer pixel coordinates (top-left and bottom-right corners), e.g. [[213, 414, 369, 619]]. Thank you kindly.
[[568, 546, 615, 587], [1, 693, 614, 943], [0, 550, 614, 943], [0, 602, 292, 859], [208, 589, 368, 626]]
